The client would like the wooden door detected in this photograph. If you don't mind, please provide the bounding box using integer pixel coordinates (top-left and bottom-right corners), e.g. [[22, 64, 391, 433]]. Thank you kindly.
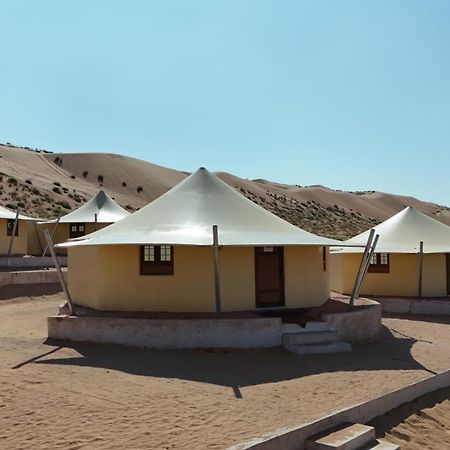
[[254, 246, 285, 308], [447, 254, 450, 296]]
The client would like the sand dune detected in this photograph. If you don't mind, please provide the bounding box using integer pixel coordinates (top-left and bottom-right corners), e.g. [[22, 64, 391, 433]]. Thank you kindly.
[[0, 144, 448, 239]]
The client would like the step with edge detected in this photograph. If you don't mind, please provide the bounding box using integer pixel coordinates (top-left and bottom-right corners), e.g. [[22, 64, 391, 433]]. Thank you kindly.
[[306, 423, 375, 450], [282, 331, 338, 345], [284, 341, 351, 355]]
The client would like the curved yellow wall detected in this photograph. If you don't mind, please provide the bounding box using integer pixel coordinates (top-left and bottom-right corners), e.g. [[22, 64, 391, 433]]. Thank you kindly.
[[330, 252, 448, 297], [285, 246, 330, 308], [68, 244, 330, 312]]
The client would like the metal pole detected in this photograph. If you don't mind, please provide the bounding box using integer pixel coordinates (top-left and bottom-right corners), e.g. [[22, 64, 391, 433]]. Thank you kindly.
[[349, 229, 375, 308], [355, 234, 380, 299], [32, 220, 44, 254], [42, 217, 61, 257], [44, 229, 74, 315], [418, 241, 424, 300], [212, 225, 222, 317], [94, 213, 98, 231], [7, 210, 20, 264]]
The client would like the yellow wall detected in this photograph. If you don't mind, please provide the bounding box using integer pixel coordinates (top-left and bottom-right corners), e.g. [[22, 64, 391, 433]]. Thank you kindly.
[[0, 218, 29, 255], [330, 252, 448, 297], [285, 246, 330, 307], [37, 222, 111, 255], [68, 246, 101, 308], [26, 221, 45, 255], [68, 244, 330, 312]]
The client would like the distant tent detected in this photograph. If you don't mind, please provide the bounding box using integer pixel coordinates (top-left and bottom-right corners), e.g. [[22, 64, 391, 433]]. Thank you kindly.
[[0, 206, 42, 256], [45, 190, 130, 255], [62, 168, 353, 313], [331, 207, 450, 297], [58, 190, 130, 224], [0, 205, 35, 221], [334, 207, 450, 254]]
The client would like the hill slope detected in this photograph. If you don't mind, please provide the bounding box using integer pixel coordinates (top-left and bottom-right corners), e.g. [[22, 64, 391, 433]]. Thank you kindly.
[[0, 144, 449, 240]]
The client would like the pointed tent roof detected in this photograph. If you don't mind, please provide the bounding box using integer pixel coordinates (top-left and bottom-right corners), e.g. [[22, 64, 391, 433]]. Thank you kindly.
[[58, 190, 130, 224], [334, 206, 450, 254], [61, 168, 347, 247], [0, 205, 36, 221]]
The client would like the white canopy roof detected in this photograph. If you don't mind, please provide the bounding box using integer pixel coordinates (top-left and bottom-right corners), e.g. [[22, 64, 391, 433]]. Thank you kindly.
[[61, 168, 348, 248], [58, 191, 130, 224], [0, 205, 36, 221], [333, 206, 450, 254]]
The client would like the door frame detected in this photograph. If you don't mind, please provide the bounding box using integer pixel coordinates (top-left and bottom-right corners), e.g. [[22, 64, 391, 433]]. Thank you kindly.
[[446, 254, 450, 296], [254, 246, 285, 308]]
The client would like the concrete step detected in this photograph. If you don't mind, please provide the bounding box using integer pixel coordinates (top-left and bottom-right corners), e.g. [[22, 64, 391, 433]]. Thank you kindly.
[[305, 321, 331, 332], [281, 323, 303, 333], [306, 423, 375, 450], [282, 330, 339, 345], [359, 439, 400, 450], [284, 341, 351, 355], [281, 322, 332, 334]]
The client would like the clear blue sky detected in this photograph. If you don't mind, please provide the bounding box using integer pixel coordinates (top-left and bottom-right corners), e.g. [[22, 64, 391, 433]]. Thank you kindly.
[[1, 1, 449, 205]]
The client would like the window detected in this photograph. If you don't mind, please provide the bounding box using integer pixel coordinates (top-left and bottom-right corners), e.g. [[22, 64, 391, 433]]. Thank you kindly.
[[322, 247, 327, 272], [6, 219, 19, 237], [140, 245, 174, 275], [70, 223, 85, 238], [368, 252, 390, 273]]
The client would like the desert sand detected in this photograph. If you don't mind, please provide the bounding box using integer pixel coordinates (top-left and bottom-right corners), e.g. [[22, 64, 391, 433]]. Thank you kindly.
[[0, 291, 450, 449], [370, 386, 450, 449]]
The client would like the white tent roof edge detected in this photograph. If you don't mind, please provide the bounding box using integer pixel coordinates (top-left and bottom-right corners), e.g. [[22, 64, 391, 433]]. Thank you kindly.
[[58, 167, 359, 248], [331, 206, 450, 254]]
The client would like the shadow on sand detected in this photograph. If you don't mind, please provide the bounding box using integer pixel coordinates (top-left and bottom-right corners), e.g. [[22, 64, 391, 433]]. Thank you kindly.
[[29, 324, 438, 390]]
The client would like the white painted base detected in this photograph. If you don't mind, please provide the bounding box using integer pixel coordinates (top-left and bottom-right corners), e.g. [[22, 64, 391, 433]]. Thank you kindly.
[[0, 268, 67, 286], [376, 296, 450, 315], [47, 315, 282, 349], [0, 256, 67, 268]]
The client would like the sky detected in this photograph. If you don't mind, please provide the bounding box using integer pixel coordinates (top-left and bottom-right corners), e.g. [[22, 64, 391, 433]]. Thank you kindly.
[[1, 1, 449, 205]]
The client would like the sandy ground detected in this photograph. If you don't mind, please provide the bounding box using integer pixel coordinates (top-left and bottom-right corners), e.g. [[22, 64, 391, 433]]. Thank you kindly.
[[370, 386, 450, 449], [1, 294, 450, 449]]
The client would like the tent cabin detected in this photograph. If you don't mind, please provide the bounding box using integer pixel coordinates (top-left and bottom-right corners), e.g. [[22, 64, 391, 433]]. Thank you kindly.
[[0, 206, 43, 256], [330, 207, 450, 298], [47, 190, 130, 255], [61, 168, 348, 313]]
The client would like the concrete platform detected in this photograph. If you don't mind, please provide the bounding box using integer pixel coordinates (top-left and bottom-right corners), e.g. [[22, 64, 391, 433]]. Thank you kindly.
[[49, 297, 381, 351], [0, 268, 67, 286], [0, 256, 67, 269], [322, 298, 382, 343], [374, 296, 450, 316], [47, 315, 282, 349]]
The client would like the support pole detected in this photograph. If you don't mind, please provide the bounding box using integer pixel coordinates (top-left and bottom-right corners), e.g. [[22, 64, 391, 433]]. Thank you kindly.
[[94, 213, 98, 231], [418, 241, 424, 300], [44, 229, 74, 315], [7, 210, 20, 264], [349, 229, 375, 308], [212, 225, 222, 317], [355, 234, 379, 299], [32, 220, 44, 254], [42, 217, 61, 257]]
